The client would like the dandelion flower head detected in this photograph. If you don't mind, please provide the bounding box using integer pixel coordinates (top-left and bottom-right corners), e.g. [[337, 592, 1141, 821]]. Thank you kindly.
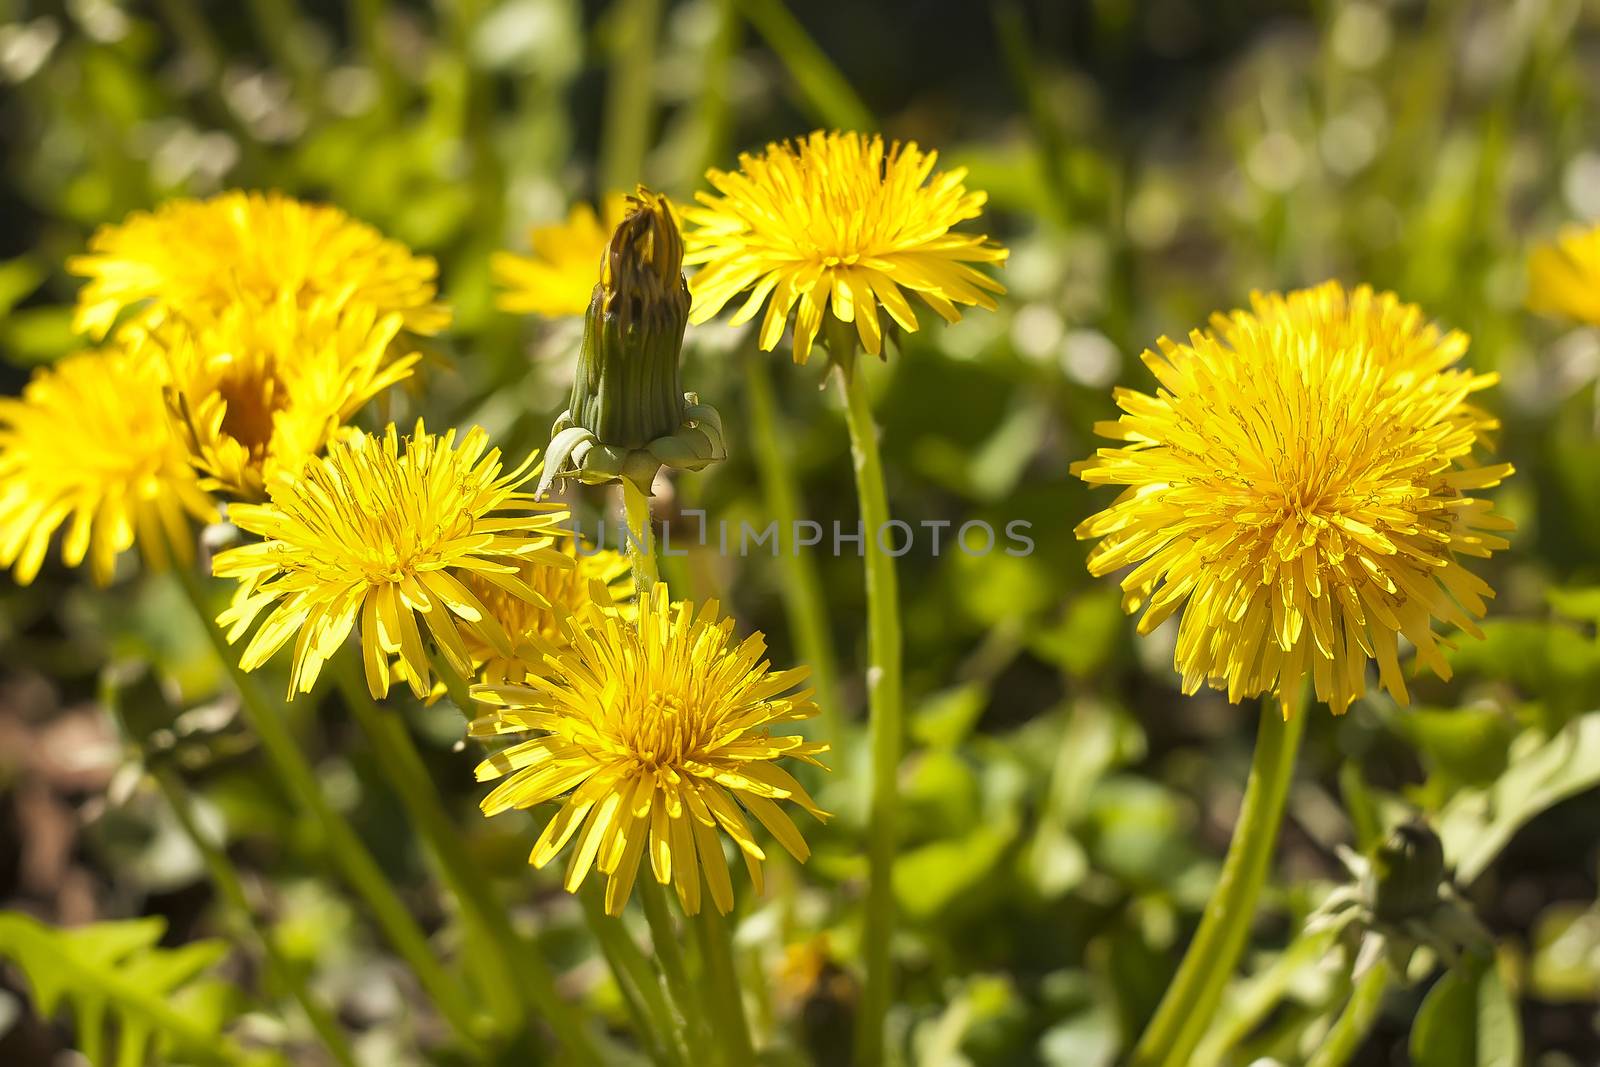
[[493, 194, 630, 318], [213, 420, 569, 699], [472, 585, 829, 915], [69, 190, 450, 341], [0, 349, 217, 585], [461, 540, 632, 687], [146, 298, 419, 499], [1074, 281, 1514, 714], [1527, 222, 1600, 326], [683, 130, 1008, 363]]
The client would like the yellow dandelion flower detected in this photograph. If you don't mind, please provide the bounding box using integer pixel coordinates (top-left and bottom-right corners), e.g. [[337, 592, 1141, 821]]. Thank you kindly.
[[1073, 282, 1514, 714], [471, 585, 830, 916], [682, 130, 1008, 363], [461, 541, 633, 686], [492, 194, 630, 318], [69, 190, 451, 341], [0, 349, 217, 585], [146, 299, 420, 499], [1527, 222, 1600, 325], [212, 420, 570, 699]]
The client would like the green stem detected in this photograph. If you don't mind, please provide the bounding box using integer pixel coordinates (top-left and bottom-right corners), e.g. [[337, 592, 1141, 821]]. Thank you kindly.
[[332, 653, 600, 1065], [622, 477, 747, 1065], [622, 477, 660, 596], [601, 0, 661, 191], [169, 566, 482, 1044], [736, 0, 873, 130], [580, 890, 684, 1067], [145, 761, 356, 1067], [1130, 694, 1309, 1067], [638, 877, 709, 1057], [839, 360, 904, 1067], [1190, 925, 1340, 1067], [694, 905, 755, 1065], [1305, 960, 1391, 1067], [744, 349, 844, 745]]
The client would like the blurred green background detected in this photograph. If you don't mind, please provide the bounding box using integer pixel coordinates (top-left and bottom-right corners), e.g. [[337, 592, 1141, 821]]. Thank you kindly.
[[4, 0, 1600, 1064]]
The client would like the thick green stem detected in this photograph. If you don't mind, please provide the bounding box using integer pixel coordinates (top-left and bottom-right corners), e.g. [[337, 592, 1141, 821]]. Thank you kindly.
[[622, 479, 752, 1064], [149, 766, 356, 1067], [170, 566, 482, 1042], [622, 477, 660, 597], [638, 877, 709, 1057], [695, 905, 755, 1065], [601, 0, 661, 191], [332, 654, 599, 1065], [1190, 925, 1340, 1067], [744, 349, 844, 745], [1306, 960, 1391, 1067], [581, 889, 684, 1067], [1130, 695, 1308, 1067], [838, 361, 904, 1067]]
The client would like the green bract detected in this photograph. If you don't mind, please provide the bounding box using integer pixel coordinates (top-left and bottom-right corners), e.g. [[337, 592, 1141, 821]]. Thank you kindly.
[[538, 188, 725, 496]]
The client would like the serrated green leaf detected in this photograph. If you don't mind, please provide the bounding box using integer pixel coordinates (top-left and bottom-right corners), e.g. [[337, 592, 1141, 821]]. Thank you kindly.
[[0, 912, 251, 1066]]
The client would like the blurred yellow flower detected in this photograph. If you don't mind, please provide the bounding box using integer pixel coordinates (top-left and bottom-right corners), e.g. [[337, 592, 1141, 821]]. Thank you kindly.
[[68, 190, 451, 341], [0, 350, 217, 585], [471, 585, 829, 916], [461, 541, 632, 686], [683, 130, 1008, 363], [1074, 282, 1514, 714], [213, 421, 569, 699], [492, 194, 629, 318], [145, 299, 419, 500], [1527, 223, 1600, 325]]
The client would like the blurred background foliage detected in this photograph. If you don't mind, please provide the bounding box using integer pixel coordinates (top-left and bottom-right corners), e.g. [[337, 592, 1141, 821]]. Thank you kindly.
[[3, 0, 1600, 1064]]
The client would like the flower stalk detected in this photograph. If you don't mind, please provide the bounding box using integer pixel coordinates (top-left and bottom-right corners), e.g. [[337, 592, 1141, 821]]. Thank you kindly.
[[1305, 959, 1393, 1067], [695, 901, 756, 1066], [579, 888, 684, 1067], [638, 875, 711, 1056], [620, 472, 757, 1066], [1130, 693, 1307, 1067], [836, 348, 904, 1067]]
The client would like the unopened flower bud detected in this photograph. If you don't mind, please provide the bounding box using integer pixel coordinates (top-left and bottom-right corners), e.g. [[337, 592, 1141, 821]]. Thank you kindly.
[[1372, 821, 1447, 924], [541, 187, 724, 495]]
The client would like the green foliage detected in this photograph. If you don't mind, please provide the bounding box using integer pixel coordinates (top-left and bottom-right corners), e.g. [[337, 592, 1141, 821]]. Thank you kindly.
[[0, 912, 262, 1066], [1410, 952, 1523, 1067], [2, 0, 1600, 1062], [1439, 711, 1600, 884]]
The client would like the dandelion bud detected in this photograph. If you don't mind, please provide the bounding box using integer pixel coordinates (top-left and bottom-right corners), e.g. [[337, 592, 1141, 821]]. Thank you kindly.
[[1372, 821, 1447, 924], [541, 187, 725, 496]]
